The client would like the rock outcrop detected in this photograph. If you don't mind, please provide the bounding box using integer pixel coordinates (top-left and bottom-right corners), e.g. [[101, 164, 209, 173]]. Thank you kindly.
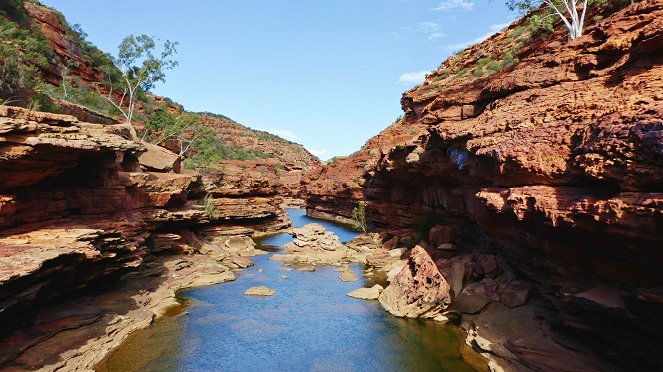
[[182, 114, 320, 198], [270, 225, 386, 267], [378, 246, 451, 318], [11, 2, 320, 198], [304, 118, 428, 223], [307, 1, 663, 370], [0, 106, 292, 370]]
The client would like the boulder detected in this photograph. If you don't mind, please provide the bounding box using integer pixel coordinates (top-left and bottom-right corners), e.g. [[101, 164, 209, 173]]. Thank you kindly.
[[498, 280, 532, 308], [382, 236, 400, 250], [378, 246, 452, 318], [347, 285, 384, 300], [346, 233, 381, 252], [286, 223, 345, 251], [572, 286, 624, 310], [436, 243, 457, 251], [388, 248, 407, 258], [449, 291, 491, 314], [447, 261, 466, 296], [224, 236, 256, 257], [429, 225, 455, 246], [137, 141, 181, 173], [225, 256, 254, 269], [366, 251, 401, 268]]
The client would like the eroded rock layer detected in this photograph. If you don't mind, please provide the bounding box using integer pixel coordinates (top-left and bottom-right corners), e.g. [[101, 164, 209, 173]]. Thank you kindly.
[[307, 1, 663, 370], [0, 106, 290, 370]]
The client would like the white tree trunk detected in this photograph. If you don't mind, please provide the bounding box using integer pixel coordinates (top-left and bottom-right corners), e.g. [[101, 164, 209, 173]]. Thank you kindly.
[[544, 0, 588, 39]]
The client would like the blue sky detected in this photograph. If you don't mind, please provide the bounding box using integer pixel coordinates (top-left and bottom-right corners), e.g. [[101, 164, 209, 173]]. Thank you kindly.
[[40, 0, 515, 159]]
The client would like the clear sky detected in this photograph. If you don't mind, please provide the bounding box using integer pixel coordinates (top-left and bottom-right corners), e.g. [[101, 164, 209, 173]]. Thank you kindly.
[[40, 0, 515, 160]]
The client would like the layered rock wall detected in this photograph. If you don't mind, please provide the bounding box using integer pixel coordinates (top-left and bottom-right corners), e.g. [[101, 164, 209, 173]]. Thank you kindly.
[[307, 1, 663, 369], [0, 106, 290, 369]]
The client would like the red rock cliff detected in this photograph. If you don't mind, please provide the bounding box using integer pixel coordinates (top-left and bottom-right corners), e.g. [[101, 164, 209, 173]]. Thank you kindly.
[[0, 106, 290, 368], [306, 1, 663, 369]]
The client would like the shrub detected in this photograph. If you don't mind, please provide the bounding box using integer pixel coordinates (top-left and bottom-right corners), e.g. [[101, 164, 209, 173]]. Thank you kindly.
[[431, 69, 451, 82], [203, 194, 215, 218], [0, 0, 28, 24], [0, 16, 50, 98], [527, 13, 555, 35], [351, 201, 368, 233], [510, 26, 527, 39], [27, 92, 60, 113]]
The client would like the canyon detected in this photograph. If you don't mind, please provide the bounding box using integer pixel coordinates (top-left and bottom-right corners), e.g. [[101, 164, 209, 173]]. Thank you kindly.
[[0, 0, 661, 371]]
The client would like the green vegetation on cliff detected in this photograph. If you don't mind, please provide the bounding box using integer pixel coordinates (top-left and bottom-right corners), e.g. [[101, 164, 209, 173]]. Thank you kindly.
[[0, 0, 318, 174]]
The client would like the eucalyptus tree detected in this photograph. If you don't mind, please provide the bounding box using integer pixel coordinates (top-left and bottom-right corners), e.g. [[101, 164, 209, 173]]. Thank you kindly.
[[507, 0, 589, 39], [102, 34, 178, 125]]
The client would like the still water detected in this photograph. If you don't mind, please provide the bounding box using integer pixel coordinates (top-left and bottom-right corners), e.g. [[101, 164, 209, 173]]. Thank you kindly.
[[99, 209, 484, 372]]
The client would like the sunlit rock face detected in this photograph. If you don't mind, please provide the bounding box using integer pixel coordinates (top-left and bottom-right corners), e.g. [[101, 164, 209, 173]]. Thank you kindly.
[[307, 1, 663, 369], [378, 246, 451, 318], [0, 106, 295, 369]]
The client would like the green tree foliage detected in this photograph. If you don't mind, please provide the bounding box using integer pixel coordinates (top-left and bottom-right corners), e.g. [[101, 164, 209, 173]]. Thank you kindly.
[[527, 12, 556, 34], [351, 201, 369, 233], [504, 0, 620, 39], [0, 16, 51, 102], [142, 110, 272, 173], [0, 0, 28, 24], [102, 34, 178, 125]]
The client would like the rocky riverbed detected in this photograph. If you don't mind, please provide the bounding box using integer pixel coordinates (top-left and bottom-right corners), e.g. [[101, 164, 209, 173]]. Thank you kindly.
[[98, 209, 488, 371]]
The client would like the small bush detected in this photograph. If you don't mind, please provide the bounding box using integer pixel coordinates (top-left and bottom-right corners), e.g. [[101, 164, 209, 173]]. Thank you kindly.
[[527, 13, 555, 35], [351, 201, 368, 233], [0, 16, 51, 97], [510, 26, 526, 39], [431, 69, 451, 82], [203, 194, 215, 218], [27, 92, 60, 113], [0, 0, 28, 24]]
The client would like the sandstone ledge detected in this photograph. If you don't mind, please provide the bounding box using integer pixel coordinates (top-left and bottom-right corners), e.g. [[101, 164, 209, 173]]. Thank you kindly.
[[0, 253, 236, 371]]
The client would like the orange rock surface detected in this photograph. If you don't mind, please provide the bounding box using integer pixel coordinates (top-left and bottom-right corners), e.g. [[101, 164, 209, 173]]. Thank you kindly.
[[306, 1, 663, 369]]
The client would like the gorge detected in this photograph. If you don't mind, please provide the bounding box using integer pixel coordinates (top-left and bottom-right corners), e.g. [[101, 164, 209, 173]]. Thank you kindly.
[[1, 0, 662, 371]]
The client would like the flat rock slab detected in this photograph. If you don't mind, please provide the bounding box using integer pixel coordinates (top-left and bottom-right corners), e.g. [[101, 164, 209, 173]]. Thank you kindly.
[[244, 286, 276, 296], [347, 285, 384, 300], [449, 292, 491, 314]]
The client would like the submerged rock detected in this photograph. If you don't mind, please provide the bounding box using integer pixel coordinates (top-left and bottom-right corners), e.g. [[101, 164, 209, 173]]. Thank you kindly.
[[379, 246, 451, 318], [339, 268, 358, 282], [244, 286, 276, 297]]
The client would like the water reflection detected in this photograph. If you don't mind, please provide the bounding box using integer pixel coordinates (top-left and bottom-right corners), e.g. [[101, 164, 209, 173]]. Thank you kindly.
[[99, 209, 483, 372]]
